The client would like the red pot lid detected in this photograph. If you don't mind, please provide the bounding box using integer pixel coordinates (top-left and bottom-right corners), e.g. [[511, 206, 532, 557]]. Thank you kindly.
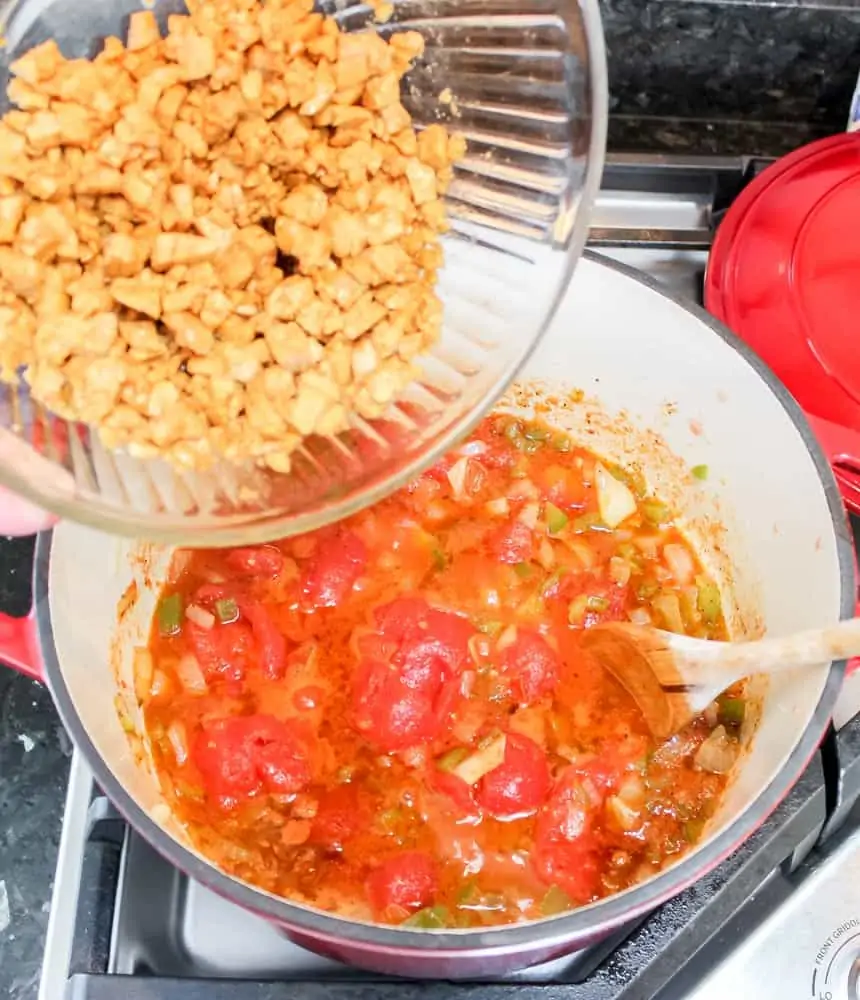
[[705, 133, 860, 513]]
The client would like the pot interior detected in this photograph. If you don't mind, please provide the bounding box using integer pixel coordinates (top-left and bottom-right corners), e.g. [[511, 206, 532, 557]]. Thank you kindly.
[[42, 255, 850, 944]]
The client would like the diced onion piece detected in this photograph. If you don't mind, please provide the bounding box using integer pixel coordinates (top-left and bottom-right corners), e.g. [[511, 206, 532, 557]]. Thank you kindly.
[[167, 720, 189, 766], [468, 633, 491, 663], [663, 544, 695, 585], [186, 604, 215, 630], [509, 706, 546, 747], [703, 701, 719, 728], [176, 653, 208, 694], [568, 594, 589, 625], [617, 774, 645, 807], [457, 440, 488, 457], [167, 548, 193, 583], [485, 497, 510, 517], [150, 669, 169, 698], [451, 734, 507, 786], [651, 732, 698, 767], [652, 590, 685, 634], [508, 479, 539, 501], [452, 704, 488, 745], [426, 500, 449, 522], [115, 694, 135, 734], [438, 747, 469, 772], [594, 463, 637, 528], [563, 537, 596, 570], [496, 624, 518, 651], [518, 502, 540, 529], [606, 794, 641, 831], [133, 647, 154, 704], [537, 538, 555, 571], [634, 534, 661, 559], [559, 796, 589, 836], [609, 556, 631, 587], [627, 607, 652, 626], [694, 725, 738, 774], [447, 456, 471, 500], [679, 587, 701, 627]]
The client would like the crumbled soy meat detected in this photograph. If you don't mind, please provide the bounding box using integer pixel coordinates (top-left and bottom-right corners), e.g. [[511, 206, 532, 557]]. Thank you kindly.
[[0, 0, 464, 472]]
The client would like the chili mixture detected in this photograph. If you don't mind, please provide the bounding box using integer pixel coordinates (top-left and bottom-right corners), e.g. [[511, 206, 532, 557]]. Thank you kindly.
[[136, 414, 745, 928]]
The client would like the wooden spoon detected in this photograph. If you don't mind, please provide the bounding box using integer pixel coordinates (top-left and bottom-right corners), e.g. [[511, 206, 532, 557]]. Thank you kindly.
[[579, 618, 860, 740]]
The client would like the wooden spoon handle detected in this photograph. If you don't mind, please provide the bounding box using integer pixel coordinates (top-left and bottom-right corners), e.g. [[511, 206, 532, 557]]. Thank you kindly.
[[686, 616, 860, 680]]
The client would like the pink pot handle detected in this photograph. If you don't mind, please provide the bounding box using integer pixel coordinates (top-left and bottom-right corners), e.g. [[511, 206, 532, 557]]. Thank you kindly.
[[805, 415, 860, 672], [808, 414, 860, 480], [0, 607, 43, 682]]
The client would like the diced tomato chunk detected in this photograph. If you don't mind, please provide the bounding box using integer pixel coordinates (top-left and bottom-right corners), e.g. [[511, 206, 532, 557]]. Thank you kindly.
[[395, 610, 474, 679], [534, 839, 601, 904], [354, 598, 475, 750], [476, 733, 550, 819], [238, 600, 287, 680], [489, 519, 534, 565], [225, 546, 284, 578], [353, 658, 444, 750], [371, 596, 431, 643], [302, 530, 367, 608], [187, 619, 254, 685], [536, 464, 587, 510], [533, 767, 602, 903], [366, 851, 438, 916], [499, 629, 561, 703], [189, 586, 288, 682], [372, 597, 473, 668], [193, 715, 311, 807]]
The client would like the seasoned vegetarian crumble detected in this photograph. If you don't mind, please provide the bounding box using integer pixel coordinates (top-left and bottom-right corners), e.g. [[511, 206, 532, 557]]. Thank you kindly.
[[0, 0, 464, 471]]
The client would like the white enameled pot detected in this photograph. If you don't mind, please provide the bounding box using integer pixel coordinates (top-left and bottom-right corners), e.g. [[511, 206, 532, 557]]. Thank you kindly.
[[0, 254, 854, 979]]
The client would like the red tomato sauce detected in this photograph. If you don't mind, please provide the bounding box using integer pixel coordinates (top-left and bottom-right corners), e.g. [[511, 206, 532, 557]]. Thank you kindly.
[[140, 415, 744, 928]]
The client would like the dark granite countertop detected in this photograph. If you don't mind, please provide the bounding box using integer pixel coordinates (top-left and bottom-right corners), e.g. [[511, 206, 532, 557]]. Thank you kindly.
[[0, 535, 71, 1000]]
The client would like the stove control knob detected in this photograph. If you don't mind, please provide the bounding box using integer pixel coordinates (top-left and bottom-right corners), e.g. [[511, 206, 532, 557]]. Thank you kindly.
[[849, 954, 860, 1000], [822, 945, 860, 1000], [813, 925, 860, 1000]]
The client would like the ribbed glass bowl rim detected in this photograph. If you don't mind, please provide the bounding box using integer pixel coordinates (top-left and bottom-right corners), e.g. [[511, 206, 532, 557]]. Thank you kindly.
[[0, 0, 609, 546]]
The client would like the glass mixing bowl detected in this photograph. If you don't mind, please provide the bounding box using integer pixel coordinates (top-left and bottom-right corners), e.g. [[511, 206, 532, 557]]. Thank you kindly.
[[0, 0, 607, 545]]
